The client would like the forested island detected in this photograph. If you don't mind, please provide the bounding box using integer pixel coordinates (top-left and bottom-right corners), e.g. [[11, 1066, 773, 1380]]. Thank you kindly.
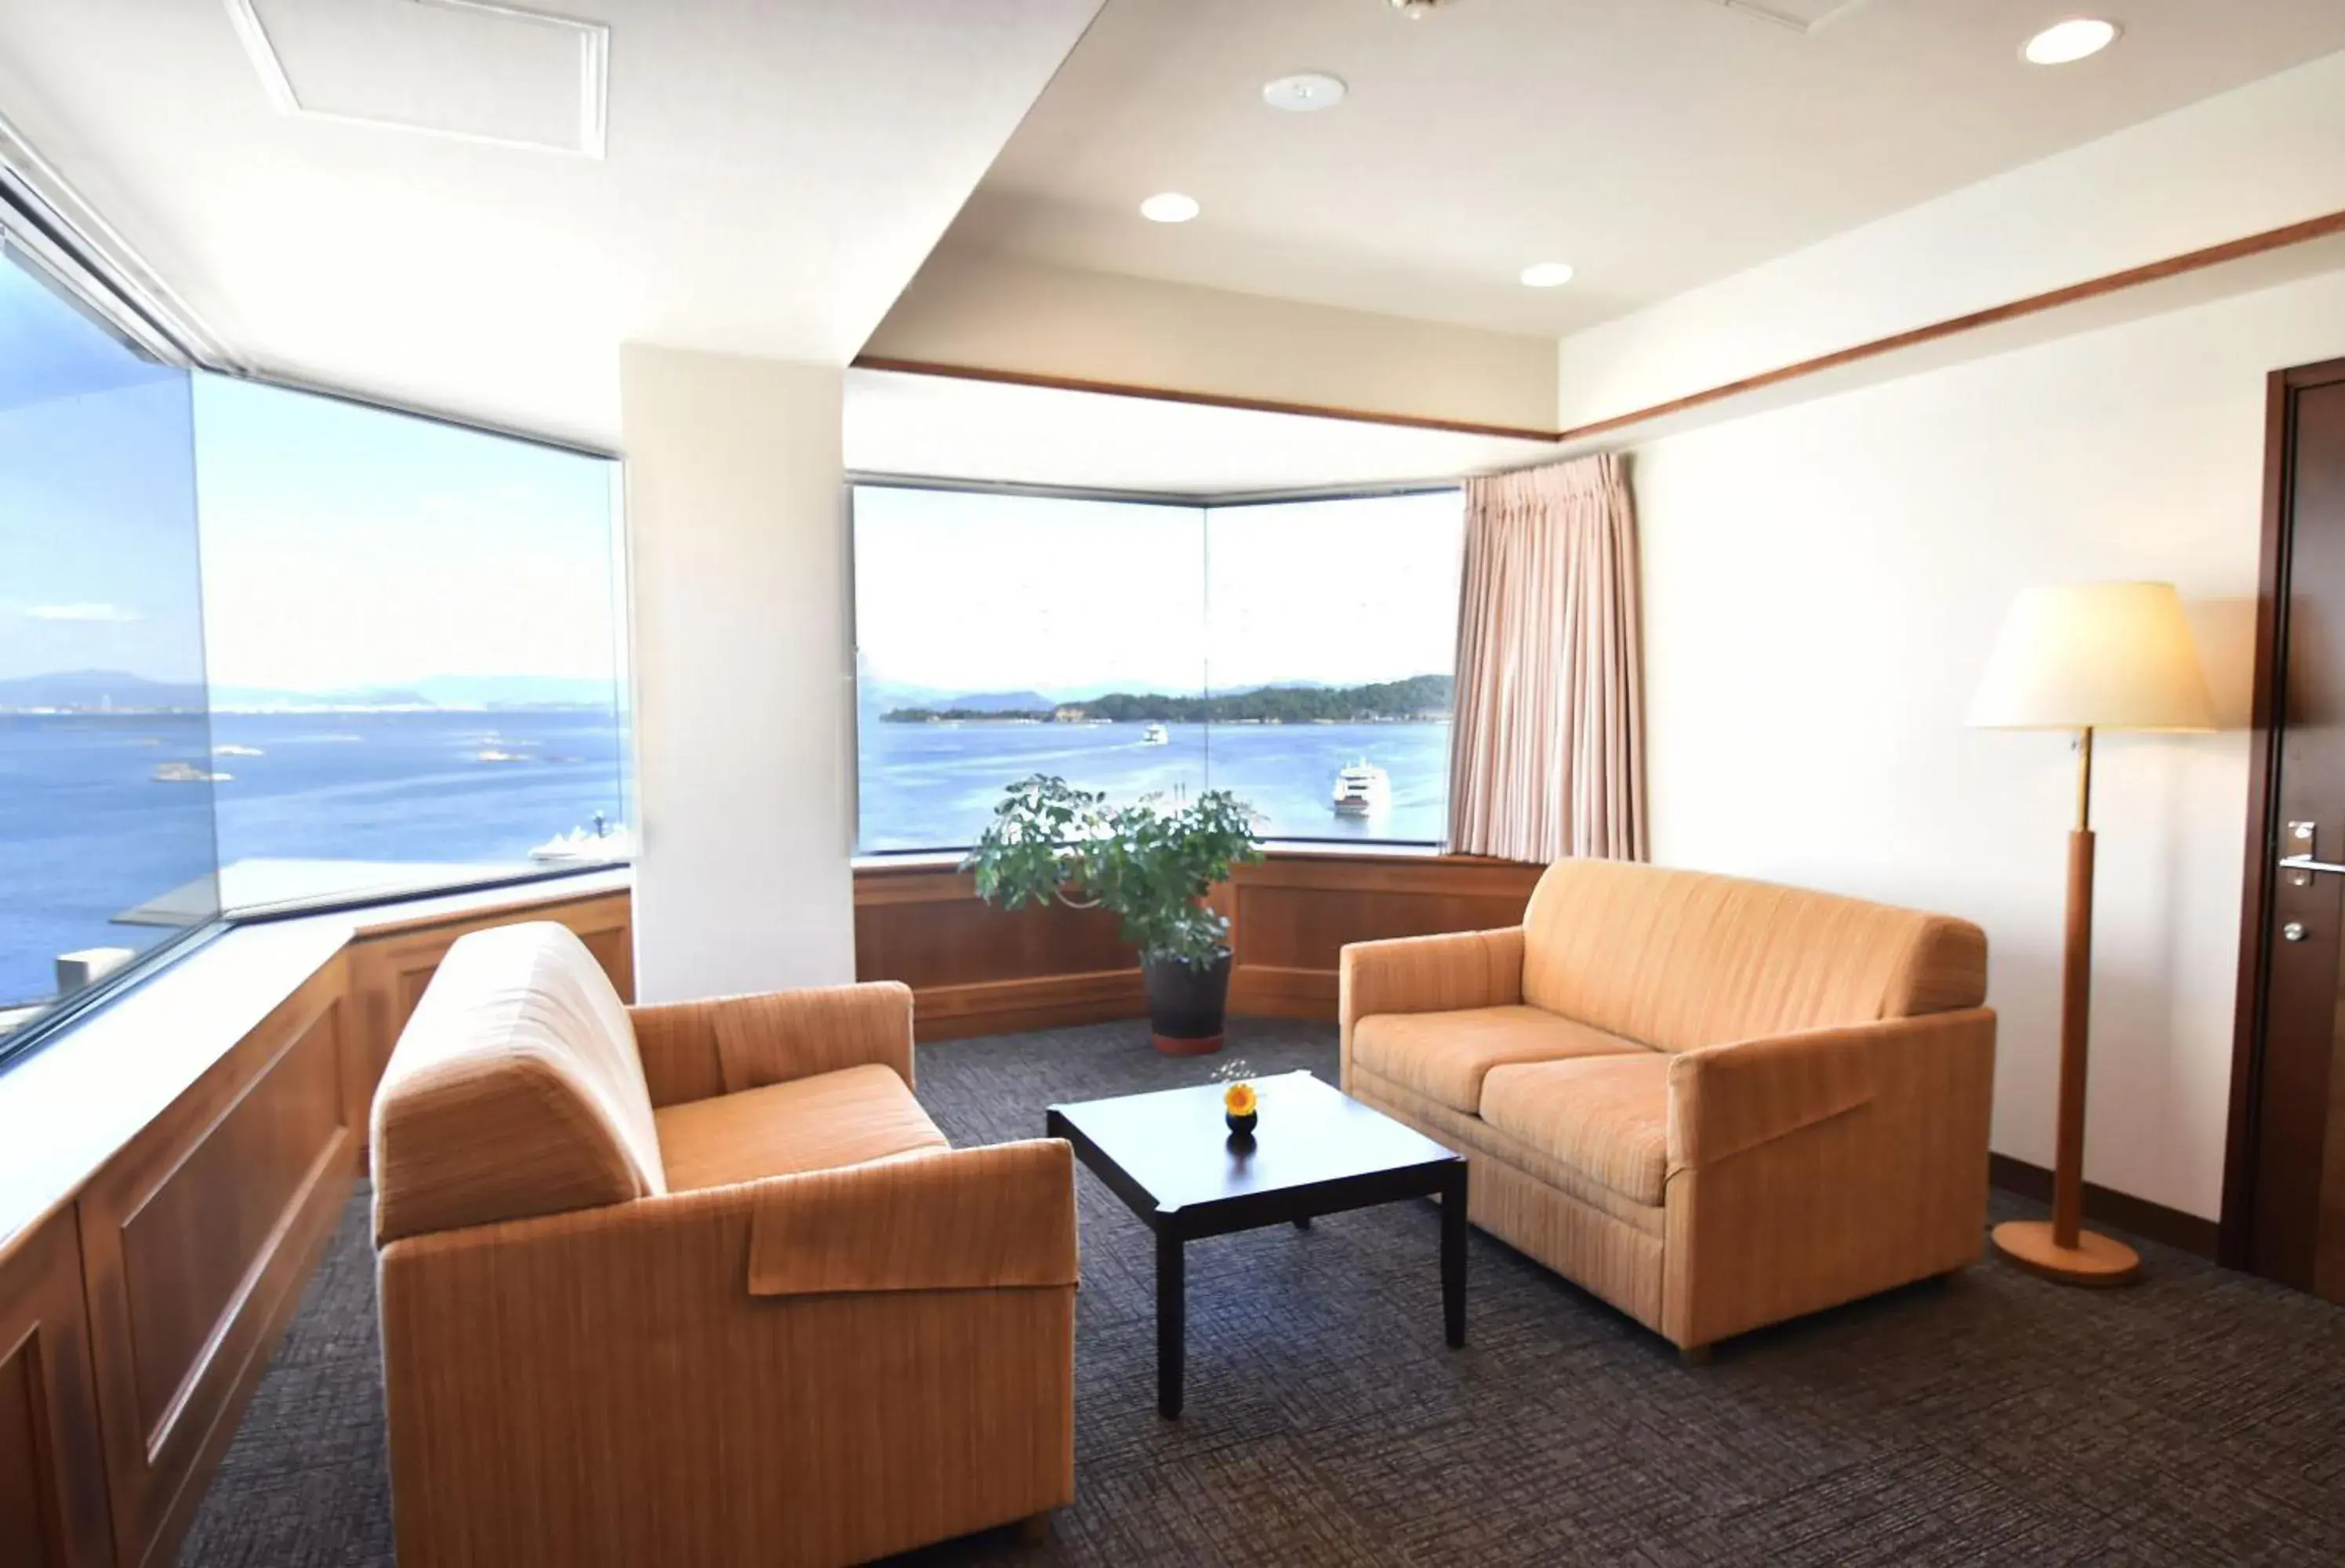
[[883, 674, 1453, 725]]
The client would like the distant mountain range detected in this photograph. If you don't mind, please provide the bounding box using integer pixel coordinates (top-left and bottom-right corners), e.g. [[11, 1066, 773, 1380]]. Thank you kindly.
[[881, 674, 1452, 726], [0, 670, 615, 713]]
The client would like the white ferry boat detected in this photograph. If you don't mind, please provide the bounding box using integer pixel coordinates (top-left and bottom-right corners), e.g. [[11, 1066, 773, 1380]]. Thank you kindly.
[[1330, 760, 1390, 816], [530, 818, 632, 863], [1140, 723, 1171, 746], [152, 761, 231, 783]]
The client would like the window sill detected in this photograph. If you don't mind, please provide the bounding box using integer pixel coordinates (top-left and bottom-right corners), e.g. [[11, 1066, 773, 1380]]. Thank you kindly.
[[0, 866, 630, 1261]]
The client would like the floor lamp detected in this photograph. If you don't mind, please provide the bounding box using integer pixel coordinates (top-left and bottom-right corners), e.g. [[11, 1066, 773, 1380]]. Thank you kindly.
[[1968, 582, 2215, 1286]]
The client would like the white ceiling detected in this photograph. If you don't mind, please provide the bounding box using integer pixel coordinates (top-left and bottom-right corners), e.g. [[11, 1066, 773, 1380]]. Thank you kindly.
[[0, 0, 1104, 445], [944, 0, 2345, 339], [844, 368, 1554, 496]]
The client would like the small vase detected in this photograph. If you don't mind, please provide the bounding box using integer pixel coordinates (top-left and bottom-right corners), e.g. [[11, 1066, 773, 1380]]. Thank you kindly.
[[1225, 1109, 1258, 1141]]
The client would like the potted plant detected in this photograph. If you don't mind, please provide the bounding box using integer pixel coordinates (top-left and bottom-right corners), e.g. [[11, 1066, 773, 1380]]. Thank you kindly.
[[966, 775, 1263, 1054]]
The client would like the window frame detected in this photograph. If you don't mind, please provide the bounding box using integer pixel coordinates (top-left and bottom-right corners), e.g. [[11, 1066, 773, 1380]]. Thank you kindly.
[[0, 171, 633, 1074], [845, 472, 1467, 862]]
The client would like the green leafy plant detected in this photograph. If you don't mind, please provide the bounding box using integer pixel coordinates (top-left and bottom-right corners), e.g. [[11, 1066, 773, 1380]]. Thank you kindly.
[[964, 775, 1265, 966]]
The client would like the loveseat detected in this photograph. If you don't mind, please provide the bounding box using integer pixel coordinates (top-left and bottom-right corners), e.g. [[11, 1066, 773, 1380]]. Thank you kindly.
[[1340, 858, 1994, 1355]]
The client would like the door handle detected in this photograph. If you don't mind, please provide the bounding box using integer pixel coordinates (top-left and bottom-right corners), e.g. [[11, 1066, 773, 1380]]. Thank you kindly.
[[2278, 854, 2345, 877]]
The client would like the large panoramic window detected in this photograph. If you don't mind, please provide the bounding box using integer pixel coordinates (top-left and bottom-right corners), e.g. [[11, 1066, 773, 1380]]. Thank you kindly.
[[854, 486, 1207, 852], [194, 376, 630, 911], [0, 243, 219, 1046], [1203, 492, 1464, 842], [852, 483, 1461, 853]]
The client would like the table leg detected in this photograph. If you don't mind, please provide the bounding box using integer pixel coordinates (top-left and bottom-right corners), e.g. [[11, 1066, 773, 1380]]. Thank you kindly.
[[1293, 1216, 1312, 1229], [1441, 1167, 1468, 1349], [1156, 1228, 1185, 1418]]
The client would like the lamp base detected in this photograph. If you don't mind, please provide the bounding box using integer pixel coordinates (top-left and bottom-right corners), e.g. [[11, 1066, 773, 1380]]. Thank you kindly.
[[1990, 1219, 2140, 1287]]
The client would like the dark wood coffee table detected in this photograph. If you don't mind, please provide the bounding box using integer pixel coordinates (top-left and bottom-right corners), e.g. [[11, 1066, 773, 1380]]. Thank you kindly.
[[1046, 1069, 1468, 1418]]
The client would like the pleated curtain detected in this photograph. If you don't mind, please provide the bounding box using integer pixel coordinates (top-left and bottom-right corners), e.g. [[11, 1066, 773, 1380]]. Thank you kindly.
[[1446, 453, 1648, 863]]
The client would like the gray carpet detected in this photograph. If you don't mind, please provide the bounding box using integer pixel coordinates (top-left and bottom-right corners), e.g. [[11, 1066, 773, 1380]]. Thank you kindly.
[[179, 1018, 2345, 1567]]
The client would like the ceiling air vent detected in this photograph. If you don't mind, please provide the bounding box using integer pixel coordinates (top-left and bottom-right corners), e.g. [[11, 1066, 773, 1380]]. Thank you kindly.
[[1691, 0, 1878, 34], [225, 0, 608, 157]]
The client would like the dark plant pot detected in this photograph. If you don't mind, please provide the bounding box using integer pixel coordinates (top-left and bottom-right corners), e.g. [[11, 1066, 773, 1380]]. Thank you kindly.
[[1225, 1110, 1258, 1142], [1145, 952, 1231, 1055]]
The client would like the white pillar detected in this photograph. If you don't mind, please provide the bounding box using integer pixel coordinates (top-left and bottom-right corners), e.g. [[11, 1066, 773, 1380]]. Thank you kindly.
[[620, 345, 854, 1001]]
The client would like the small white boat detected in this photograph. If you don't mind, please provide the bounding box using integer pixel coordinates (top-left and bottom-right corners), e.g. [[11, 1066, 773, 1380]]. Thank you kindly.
[[1330, 760, 1390, 816], [1140, 723, 1171, 746], [212, 743, 263, 757], [152, 760, 230, 783], [530, 818, 632, 863], [475, 748, 531, 763]]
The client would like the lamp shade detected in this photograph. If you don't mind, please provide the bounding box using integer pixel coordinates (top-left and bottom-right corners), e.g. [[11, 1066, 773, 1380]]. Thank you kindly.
[[1968, 581, 2216, 731]]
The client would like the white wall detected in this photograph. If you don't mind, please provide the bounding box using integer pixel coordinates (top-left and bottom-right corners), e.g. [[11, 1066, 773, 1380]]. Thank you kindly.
[[1632, 266, 2345, 1221], [621, 345, 855, 1001], [864, 247, 1561, 435], [1560, 49, 2345, 431]]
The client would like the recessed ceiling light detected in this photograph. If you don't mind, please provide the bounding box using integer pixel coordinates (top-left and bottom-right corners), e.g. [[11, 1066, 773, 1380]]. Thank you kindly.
[[2023, 18, 2120, 65], [1139, 191, 1200, 223], [1263, 72, 1347, 111], [1519, 261, 1575, 289]]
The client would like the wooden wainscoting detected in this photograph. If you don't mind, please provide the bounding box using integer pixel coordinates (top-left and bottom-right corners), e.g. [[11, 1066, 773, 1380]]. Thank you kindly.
[[0, 878, 633, 1568], [0, 1208, 113, 1568], [343, 888, 633, 1156], [855, 862, 1140, 1041], [78, 958, 354, 1568], [1225, 854, 1547, 1018], [854, 851, 1545, 1036]]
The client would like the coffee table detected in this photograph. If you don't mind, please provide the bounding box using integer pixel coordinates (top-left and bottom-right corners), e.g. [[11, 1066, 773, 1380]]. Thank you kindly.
[[1046, 1069, 1468, 1418]]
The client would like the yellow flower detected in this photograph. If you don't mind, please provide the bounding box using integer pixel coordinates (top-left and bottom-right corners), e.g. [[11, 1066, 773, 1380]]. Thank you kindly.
[[1223, 1082, 1258, 1116]]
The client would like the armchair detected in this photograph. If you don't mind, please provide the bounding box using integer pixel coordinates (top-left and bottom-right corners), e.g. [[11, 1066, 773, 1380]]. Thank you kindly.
[[371, 923, 1076, 1568]]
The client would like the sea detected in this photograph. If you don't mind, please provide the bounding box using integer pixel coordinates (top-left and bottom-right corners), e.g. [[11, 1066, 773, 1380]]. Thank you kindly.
[[2, 709, 1447, 1010], [855, 718, 1450, 852]]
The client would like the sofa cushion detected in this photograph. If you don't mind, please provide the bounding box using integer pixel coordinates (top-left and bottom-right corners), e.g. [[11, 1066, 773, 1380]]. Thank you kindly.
[[1519, 859, 1988, 1052], [373, 922, 665, 1244], [1478, 1054, 1672, 1207], [655, 1063, 949, 1192], [1351, 1004, 1647, 1114]]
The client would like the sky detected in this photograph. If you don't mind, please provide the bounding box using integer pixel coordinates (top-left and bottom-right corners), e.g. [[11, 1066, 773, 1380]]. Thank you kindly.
[[3, 246, 623, 695], [851, 485, 1464, 698], [0, 253, 205, 685]]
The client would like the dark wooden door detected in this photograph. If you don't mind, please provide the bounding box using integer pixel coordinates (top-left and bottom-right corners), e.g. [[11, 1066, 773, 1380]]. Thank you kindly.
[[2228, 356, 2345, 1298]]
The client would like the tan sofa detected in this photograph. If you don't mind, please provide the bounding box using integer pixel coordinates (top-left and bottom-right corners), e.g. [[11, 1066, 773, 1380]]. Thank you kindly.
[[370, 922, 1076, 1568], [1341, 858, 1994, 1355]]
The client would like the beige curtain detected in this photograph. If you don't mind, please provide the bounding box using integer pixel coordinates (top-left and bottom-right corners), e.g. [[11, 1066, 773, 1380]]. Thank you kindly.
[[1447, 453, 1647, 863]]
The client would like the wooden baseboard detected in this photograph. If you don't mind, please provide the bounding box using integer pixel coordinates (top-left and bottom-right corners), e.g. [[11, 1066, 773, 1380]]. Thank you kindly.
[[1987, 1153, 2218, 1260], [911, 970, 1147, 1043], [1228, 964, 1338, 1020]]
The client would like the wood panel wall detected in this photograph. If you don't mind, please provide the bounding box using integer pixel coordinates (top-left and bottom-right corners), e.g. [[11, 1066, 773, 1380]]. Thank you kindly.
[[0, 1209, 111, 1567], [0, 884, 632, 1568], [855, 851, 1545, 1037]]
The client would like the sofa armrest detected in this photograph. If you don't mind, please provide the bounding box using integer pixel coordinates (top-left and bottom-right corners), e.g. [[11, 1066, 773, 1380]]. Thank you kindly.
[[630, 980, 915, 1107], [1666, 1009, 1995, 1172], [745, 1139, 1076, 1298], [1339, 927, 1524, 1089]]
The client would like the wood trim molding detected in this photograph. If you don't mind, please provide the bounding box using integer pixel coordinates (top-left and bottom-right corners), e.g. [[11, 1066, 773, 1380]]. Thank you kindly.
[[862, 208, 2345, 454], [850, 355, 1565, 445], [1989, 1153, 2218, 1261], [1555, 208, 2345, 442]]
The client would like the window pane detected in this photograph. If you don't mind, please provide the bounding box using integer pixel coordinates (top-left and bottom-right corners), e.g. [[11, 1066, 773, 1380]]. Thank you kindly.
[[0, 245, 217, 1044], [1203, 492, 1463, 844], [854, 485, 1207, 852], [192, 375, 629, 909]]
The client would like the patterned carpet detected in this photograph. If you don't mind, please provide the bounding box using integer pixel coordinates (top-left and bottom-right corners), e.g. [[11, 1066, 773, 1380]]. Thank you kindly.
[[178, 1018, 2345, 1567]]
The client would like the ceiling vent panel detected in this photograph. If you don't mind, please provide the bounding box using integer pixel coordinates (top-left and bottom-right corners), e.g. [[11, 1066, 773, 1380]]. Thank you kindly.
[[227, 0, 607, 156], [1693, 0, 1879, 34]]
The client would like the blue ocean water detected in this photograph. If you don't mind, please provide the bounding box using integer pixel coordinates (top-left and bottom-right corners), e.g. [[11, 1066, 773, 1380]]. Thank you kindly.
[[2, 710, 1447, 1011], [1, 709, 627, 1008], [855, 719, 1450, 852]]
